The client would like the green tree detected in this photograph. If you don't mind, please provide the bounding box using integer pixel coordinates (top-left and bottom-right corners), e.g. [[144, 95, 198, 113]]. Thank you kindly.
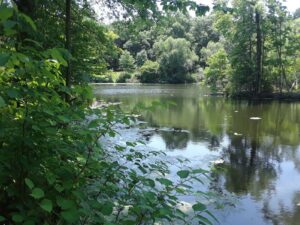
[[228, 0, 257, 93], [213, 0, 296, 94], [204, 49, 231, 91], [154, 37, 198, 83], [265, 0, 291, 92], [200, 39, 227, 64], [136, 49, 148, 67], [285, 18, 300, 90], [138, 60, 160, 83], [119, 50, 135, 71], [0, 6, 94, 223], [190, 16, 220, 65]]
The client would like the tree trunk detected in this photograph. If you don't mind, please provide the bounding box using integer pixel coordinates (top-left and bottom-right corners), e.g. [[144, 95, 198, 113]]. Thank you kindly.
[[255, 9, 262, 95], [249, 140, 257, 167], [65, 0, 71, 88]]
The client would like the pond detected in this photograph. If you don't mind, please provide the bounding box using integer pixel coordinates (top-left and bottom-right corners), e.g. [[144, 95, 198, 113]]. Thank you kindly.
[[93, 84, 300, 225]]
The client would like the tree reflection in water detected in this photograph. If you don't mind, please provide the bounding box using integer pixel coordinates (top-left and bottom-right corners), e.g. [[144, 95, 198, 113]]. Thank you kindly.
[[216, 136, 277, 197], [95, 84, 300, 225]]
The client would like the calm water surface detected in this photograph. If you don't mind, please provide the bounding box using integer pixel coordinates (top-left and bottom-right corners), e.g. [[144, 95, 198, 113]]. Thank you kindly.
[[93, 84, 300, 225]]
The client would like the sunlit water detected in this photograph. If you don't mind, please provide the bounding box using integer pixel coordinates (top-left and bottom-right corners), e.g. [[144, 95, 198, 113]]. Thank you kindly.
[[93, 84, 300, 225]]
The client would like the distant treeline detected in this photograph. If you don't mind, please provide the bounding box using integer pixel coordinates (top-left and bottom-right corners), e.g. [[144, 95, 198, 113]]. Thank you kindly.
[[95, 0, 300, 95]]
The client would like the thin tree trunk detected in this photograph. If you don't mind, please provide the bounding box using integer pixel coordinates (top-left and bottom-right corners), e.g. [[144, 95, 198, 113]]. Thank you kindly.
[[255, 10, 262, 95], [249, 140, 257, 167], [278, 20, 283, 93], [262, 33, 265, 87], [65, 0, 71, 88]]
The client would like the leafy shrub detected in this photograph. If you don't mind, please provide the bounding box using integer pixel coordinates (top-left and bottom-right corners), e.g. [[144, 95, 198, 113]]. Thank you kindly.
[[204, 49, 231, 92], [136, 49, 148, 67], [116, 71, 132, 83], [91, 74, 113, 83], [0, 6, 216, 225], [0, 6, 95, 224], [138, 60, 160, 83], [154, 37, 198, 83], [119, 50, 135, 71]]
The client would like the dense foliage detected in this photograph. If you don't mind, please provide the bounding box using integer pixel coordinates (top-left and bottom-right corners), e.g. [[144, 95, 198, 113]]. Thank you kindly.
[[0, 1, 217, 225], [109, 1, 300, 95], [138, 60, 160, 83], [153, 37, 198, 83], [119, 50, 135, 72]]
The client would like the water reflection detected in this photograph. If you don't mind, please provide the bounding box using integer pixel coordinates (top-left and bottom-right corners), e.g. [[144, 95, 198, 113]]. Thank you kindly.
[[220, 136, 278, 196], [159, 130, 189, 150], [93, 84, 300, 225]]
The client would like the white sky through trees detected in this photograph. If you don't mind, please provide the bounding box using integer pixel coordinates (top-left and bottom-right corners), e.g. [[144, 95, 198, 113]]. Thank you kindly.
[[197, 0, 300, 13], [94, 0, 300, 23]]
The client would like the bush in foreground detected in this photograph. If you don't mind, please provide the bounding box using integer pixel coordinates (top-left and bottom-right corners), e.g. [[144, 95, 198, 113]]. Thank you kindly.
[[0, 6, 216, 225]]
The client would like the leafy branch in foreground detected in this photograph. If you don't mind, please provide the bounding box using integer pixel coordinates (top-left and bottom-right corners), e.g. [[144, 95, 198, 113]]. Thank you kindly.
[[0, 5, 216, 225]]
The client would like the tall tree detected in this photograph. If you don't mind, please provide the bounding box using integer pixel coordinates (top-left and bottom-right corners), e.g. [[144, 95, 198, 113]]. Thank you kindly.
[[265, 0, 290, 92]]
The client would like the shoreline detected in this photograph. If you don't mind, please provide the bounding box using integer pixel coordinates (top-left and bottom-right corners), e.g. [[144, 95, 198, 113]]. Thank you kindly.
[[90, 82, 300, 101], [231, 92, 300, 101]]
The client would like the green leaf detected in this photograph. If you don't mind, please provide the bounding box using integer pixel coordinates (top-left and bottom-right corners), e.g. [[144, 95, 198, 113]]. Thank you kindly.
[[0, 216, 6, 222], [192, 202, 207, 212], [54, 184, 64, 192], [50, 49, 67, 66], [101, 201, 114, 216], [25, 178, 34, 189], [7, 89, 19, 98], [3, 20, 17, 29], [196, 214, 213, 225], [0, 7, 13, 21], [144, 178, 155, 188], [157, 178, 173, 186], [144, 191, 156, 200], [159, 208, 172, 217], [23, 38, 43, 48], [4, 28, 17, 36], [177, 170, 190, 179], [61, 209, 79, 223], [30, 188, 44, 199], [62, 180, 73, 190], [40, 199, 53, 213], [20, 14, 36, 30], [43, 108, 55, 116], [205, 210, 218, 222], [192, 168, 208, 174], [88, 119, 100, 128], [0, 96, 5, 108], [138, 165, 147, 174], [12, 214, 24, 223], [57, 198, 76, 210], [0, 53, 10, 66], [126, 142, 136, 147], [58, 115, 70, 123], [46, 174, 56, 185]]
